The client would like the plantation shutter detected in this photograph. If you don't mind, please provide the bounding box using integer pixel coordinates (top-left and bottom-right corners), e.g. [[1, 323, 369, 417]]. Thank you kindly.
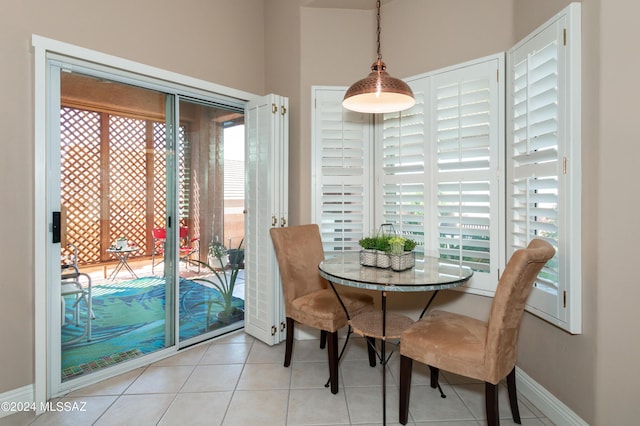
[[507, 4, 582, 333], [244, 94, 288, 345], [378, 81, 429, 250], [312, 87, 373, 254], [432, 56, 504, 295]]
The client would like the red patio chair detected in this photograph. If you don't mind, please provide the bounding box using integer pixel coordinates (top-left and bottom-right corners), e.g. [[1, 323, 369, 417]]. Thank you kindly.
[[152, 227, 199, 273]]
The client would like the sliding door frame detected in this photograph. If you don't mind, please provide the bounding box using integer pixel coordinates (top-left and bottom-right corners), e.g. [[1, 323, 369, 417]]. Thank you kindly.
[[33, 35, 256, 409]]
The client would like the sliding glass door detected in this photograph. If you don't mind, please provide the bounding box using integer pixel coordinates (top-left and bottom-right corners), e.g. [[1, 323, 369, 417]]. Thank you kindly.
[[54, 70, 176, 387], [47, 60, 246, 395], [175, 97, 246, 346]]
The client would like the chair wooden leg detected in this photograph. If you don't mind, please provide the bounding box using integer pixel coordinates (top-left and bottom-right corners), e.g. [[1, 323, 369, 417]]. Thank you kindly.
[[399, 355, 413, 425], [366, 336, 376, 367], [327, 331, 339, 394], [320, 330, 327, 349], [507, 367, 521, 424], [485, 382, 499, 426], [284, 317, 294, 367]]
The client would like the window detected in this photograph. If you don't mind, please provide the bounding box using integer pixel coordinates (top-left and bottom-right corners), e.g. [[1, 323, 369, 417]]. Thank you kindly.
[[311, 87, 373, 254], [507, 3, 581, 333], [376, 81, 429, 250], [314, 54, 504, 295], [429, 57, 504, 294], [311, 3, 581, 333]]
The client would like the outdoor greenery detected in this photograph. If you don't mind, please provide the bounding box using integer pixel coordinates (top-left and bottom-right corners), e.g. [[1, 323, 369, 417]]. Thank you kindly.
[[195, 239, 244, 329]]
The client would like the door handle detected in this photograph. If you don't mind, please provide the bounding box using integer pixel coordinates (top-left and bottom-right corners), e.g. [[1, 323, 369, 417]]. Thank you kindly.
[[52, 211, 61, 243]]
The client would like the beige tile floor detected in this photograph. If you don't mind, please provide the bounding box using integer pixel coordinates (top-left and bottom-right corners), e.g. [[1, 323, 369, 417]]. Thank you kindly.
[[1, 331, 554, 425]]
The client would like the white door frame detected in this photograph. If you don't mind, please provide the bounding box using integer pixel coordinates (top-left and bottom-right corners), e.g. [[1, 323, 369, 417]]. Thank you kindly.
[[32, 34, 256, 410]]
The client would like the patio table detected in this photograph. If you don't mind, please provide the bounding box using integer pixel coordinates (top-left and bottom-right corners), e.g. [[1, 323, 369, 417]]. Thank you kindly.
[[106, 246, 139, 280]]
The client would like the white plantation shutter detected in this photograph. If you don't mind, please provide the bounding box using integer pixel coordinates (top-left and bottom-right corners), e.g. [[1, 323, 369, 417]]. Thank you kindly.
[[437, 181, 491, 269], [507, 3, 581, 333], [510, 32, 562, 317], [312, 88, 373, 254], [244, 94, 288, 345], [432, 56, 504, 294], [378, 84, 428, 248], [314, 56, 503, 295]]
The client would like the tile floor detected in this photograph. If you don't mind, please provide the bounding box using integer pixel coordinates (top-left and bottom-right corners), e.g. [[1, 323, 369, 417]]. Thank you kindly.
[[1, 331, 554, 425]]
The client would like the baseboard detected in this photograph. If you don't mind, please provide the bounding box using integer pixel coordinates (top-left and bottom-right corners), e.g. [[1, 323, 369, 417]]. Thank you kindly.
[[516, 366, 588, 425], [0, 384, 34, 419]]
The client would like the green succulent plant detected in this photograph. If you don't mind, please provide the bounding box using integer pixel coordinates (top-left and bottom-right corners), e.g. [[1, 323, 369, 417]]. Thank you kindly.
[[358, 237, 378, 250], [194, 239, 244, 329]]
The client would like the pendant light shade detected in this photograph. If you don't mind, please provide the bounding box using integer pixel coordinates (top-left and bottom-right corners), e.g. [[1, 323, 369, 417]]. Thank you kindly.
[[343, 0, 415, 114], [342, 59, 415, 113]]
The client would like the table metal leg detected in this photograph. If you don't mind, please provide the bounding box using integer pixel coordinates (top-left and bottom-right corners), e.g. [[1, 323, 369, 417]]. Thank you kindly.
[[108, 253, 138, 280], [121, 255, 138, 278], [108, 258, 124, 280], [418, 290, 447, 399], [381, 291, 387, 425], [327, 282, 415, 425], [324, 280, 354, 389], [419, 290, 440, 319]]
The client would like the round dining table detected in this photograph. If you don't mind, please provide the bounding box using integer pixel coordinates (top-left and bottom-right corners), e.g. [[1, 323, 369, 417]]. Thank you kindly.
[[318, 251, 473, 425]]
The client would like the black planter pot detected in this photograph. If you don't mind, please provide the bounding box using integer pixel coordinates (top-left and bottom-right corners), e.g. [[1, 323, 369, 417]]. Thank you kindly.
[[228, 249, 244, 266], [216, 307, 244, 325]]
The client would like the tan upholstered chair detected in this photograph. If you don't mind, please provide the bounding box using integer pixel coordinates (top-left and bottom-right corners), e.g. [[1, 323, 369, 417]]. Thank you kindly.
[[270, 224, 376, 394], [398, 239, 555, 425]]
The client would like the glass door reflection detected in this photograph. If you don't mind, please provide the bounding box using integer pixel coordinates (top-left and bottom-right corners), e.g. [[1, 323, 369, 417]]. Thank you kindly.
[[176, 98, 245, 345]]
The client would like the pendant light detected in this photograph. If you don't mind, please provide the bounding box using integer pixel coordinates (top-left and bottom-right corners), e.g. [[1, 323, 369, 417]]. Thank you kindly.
[[342, 0, 415, 114]]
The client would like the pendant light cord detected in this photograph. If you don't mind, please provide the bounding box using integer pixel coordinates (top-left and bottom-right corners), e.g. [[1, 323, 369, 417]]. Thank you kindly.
[[342, 0, 415, 113], [376, 0, 382, 61]]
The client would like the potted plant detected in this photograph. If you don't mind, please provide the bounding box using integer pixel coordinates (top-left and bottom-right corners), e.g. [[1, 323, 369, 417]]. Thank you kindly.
[[195, 239, 244, 329], [227, 246, 244, 268], [375, 235, 392, 268], [115, 237, 128, 250], [387, 236, 417, 271], [358, 236, 378, 266], [403, 238, 418, 252], [208, 240, 229, 268]]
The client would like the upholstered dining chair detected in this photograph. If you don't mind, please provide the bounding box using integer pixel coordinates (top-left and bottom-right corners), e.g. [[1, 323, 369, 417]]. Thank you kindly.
[[270, 224, 376, 394], [398, 238, 555, 425]]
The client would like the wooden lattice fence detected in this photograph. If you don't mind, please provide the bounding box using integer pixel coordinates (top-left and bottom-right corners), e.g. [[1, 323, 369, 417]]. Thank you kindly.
[[60, 106, 191, 266]]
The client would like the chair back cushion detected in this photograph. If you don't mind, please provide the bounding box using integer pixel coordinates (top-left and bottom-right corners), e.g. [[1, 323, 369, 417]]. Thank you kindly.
[[485, 238, 555, 382], [270, 224, 328, 311]]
